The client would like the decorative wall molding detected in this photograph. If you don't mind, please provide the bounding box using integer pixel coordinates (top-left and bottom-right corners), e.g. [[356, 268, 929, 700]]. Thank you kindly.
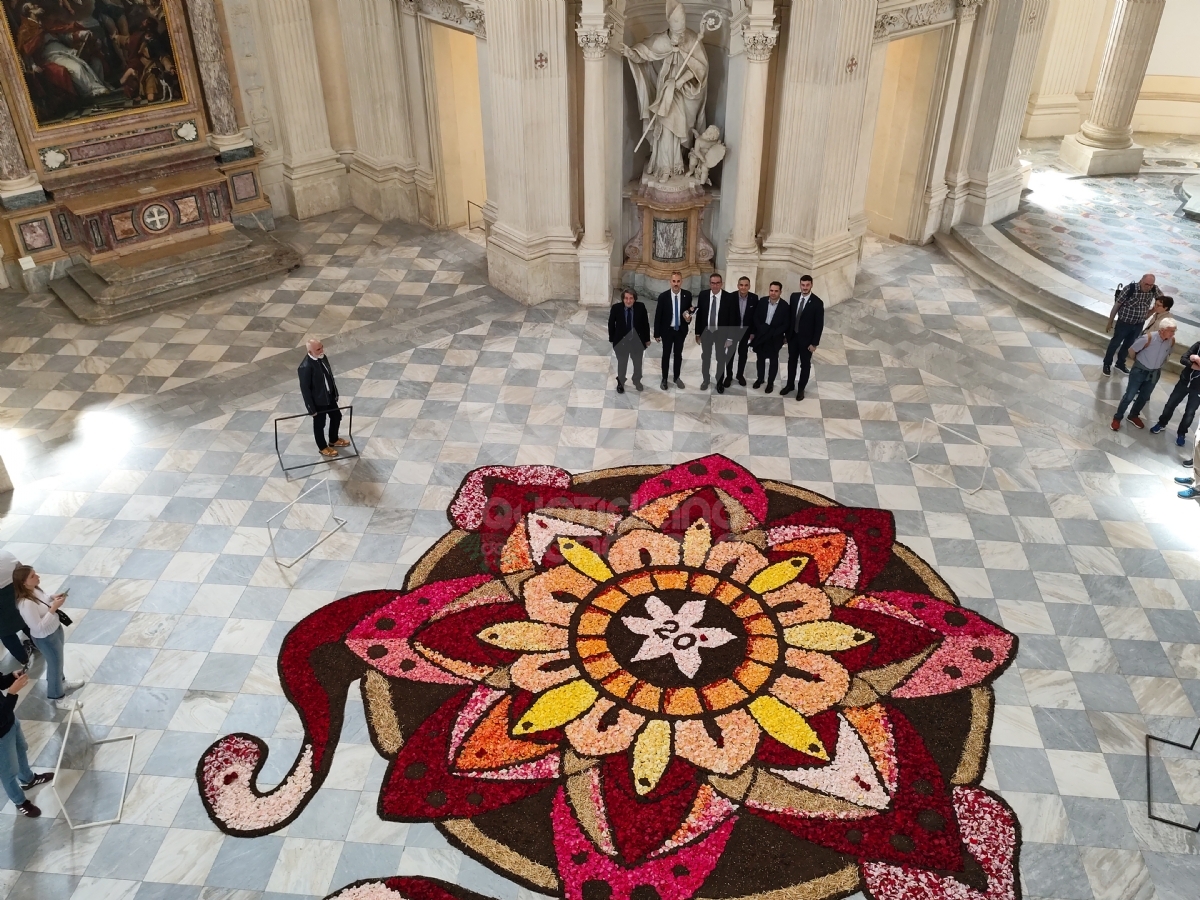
[[576, 25, 612, 60], [741, 26, 778, 62], [874, 0, 955, 39], [414, 0, 486, 37], [956, 0, 986, 15]]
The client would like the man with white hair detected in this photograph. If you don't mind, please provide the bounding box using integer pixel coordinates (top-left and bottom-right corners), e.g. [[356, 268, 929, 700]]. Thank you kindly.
[[297, 339, 349, 458], [1110, 319, 1176, 431]]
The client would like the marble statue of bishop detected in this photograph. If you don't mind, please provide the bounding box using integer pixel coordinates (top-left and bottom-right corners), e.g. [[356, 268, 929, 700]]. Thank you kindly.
[[620, 0, 709, 183]]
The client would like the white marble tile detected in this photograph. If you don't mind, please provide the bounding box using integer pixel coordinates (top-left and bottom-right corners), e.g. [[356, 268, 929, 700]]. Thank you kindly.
[[1127, 676, 1196, 718], [1046, 750, 1120, 799], [1020, 668, 1085, 710], [211, 618, 274, 655], [144, 829, 224, 885], [997, 599, 1056, 635], [167, 690, 235, 732], [991, 704, 1044, 748], [266, 837, 343, 896], [1005, 791, 1073, 844]]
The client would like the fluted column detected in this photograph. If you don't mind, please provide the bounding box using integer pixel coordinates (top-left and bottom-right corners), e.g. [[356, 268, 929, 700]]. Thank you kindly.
[[1022, 0, 1108, 138], [724, 11, 777, 293], [186, 0, 254, 160], [398, 0, 438, 226], [1060, 0, 1165, 175], [576, 8, 612, 307], [0, 86, 44, 210], [338, 0, 418, 222], [485, 0, 578, 305], [257, 0, 347, 218]]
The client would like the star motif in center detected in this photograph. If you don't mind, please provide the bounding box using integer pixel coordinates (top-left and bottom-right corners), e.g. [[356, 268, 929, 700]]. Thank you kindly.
[[621, 595, 737, 679]]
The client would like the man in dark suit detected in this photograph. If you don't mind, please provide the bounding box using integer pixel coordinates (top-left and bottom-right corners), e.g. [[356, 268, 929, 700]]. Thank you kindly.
[[694, 272, 729, 391], [653, 270, 693, 390], [721, 276, 757, 391], [298, 339, 349, 457], [608, 288, 651, 393], [781, 275, 824, 401], [751, 281, 790, 393]]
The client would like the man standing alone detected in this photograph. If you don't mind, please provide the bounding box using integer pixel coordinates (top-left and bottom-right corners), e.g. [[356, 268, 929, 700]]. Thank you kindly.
[[721, 276, 757, 392], [781, 275, 823, 401], [608, 288, 651, 393], [1103, 274, 1162, 376], [298, 339, 350, 457], [751, 282, 790, 393], [653, 271, 693, 390], [1151, 338, 1200, 447], [694, 272, 728, 391]]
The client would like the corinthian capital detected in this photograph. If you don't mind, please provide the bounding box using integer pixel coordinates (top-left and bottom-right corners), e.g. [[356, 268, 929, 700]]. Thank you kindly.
[[742, 25, 777, 62], [576, 23, 612, 60], [956, 0, 986, 19]]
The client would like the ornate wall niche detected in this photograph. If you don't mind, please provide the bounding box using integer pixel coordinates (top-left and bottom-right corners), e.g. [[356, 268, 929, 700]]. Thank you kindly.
[[0, 0, 211, 185]]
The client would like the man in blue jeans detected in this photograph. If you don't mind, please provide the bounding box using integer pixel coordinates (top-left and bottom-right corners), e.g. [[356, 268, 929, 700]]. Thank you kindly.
[[1103, 274, 1162, 377], [0, 669, 54, 816], [1111, 319, 1176, 431], [1151, 339, 1200, 447]]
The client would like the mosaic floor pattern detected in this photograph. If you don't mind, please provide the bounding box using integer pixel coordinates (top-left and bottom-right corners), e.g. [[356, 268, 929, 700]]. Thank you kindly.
[[0, 209, 1197, 900]]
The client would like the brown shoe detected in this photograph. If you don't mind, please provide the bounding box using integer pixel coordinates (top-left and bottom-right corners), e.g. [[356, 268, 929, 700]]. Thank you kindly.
[[16, 801, 40, 817], [331, 439, 350, 448], [319, 447, 339, 457]]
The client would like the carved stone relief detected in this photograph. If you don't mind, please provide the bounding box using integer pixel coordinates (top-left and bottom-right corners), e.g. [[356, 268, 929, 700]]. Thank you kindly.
[[874, 0, 955, 39], [417, 0, 485, 38]]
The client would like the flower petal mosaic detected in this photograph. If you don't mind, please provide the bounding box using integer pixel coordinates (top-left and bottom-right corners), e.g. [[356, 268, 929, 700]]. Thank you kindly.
[[196, 456, 1022, 900]]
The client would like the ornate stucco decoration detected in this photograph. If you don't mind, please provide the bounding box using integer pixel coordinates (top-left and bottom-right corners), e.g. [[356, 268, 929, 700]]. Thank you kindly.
[[577, 24, 613, 60], [464, 4, 485, 38], [416, 0, 486, 38], [741, 25, 778, 62], [956, 0, 986, 19], [874, 0, 955, 39]]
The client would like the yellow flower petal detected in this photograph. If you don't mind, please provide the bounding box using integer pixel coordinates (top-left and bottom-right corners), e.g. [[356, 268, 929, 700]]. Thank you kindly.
[[514, 679, 599, 735], [557, 537, 614, 583], [748, 557, 808, 594], [682, 519, 712, 568], [632, 719, 672, 795], [783, 621, 874, 652], [477, 621, 570, 652], [748, 695, 829, 761]]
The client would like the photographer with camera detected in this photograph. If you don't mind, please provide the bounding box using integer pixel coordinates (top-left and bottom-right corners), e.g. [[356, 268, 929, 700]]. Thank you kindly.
[[13, 566, 83, 711]]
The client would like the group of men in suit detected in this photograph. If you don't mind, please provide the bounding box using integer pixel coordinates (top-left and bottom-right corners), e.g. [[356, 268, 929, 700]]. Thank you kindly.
[[608, 270, 824, 399]]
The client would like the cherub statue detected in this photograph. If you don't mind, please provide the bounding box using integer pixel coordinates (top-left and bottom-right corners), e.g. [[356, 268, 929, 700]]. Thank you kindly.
[[687, 125, 725, 186]]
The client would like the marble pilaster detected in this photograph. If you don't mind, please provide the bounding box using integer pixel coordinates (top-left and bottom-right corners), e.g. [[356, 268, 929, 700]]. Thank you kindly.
[[723, 3, 778, 293], [186, 0, 255, 160], [338, 0, 419, 223], [1060, 0, 1167, 175], [398, 0, 438, 227], [309, 0, 358, 166], [577, 5, 613, 307], [759, 0, 877, 306], [1022, 0, 1108, 138], [257, 0, 348, 218], [0, 86, 45, 210], [485, 0, 578, 306]]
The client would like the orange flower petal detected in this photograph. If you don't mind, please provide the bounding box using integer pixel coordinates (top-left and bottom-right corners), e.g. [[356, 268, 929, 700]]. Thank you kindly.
[[674, 710, 760, 774], [510, 650, 580, 694], [564, 697, 645, 757], [523, 565, 598, 626], [456, 695, 555, 771], [771, 649, 850, 715], [607, 530, 682, 573], [704, 541, 769, 583]]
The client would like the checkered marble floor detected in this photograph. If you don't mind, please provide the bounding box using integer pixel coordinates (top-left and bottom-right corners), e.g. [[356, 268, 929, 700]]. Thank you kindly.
[[0, 213, 1198, 900]]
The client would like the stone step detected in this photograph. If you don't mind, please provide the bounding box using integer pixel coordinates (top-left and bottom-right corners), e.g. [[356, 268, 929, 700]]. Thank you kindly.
[[87, 230, 252, 286], [51, 228, 300, 325]]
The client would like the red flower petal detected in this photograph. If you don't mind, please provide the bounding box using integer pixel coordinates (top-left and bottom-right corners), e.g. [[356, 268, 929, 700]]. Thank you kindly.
[[766, 507, 895, 589], [325, 876, 491, 900], [828, 605, 940, 675], [479, 482, 615, 572], [748, 705, 964, 872], [632, 455, 768, 526], [553, 787, 737, 900], [411, 601, 529, 669], [450, 465, 573, 531], [860, 787, 1020, 900], [601, 752, 702, 863], [853, 592, 1016, 698], [380, 688, 558, 820]]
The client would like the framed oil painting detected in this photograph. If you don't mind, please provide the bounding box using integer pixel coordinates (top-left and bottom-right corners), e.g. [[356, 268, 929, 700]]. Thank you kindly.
[[1, 0, 188, 129]]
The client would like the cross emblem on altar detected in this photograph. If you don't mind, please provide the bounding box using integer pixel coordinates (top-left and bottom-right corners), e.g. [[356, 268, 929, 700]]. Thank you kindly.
[[142, 204, 171, 232]]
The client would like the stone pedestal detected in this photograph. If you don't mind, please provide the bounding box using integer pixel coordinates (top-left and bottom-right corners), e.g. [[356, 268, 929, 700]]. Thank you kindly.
[[1059, 134, 1146, 176], [622, 181, 715, 296]]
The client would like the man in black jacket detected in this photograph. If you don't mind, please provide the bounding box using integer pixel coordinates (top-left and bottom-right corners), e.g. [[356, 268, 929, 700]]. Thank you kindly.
[[298, 339, 350, 457], [751, 282, 790, 393], [653, 271, 693, 390], [1151, 340, 1200, 446], [721, 276, 757, 391], [0, 668, 53, 816], [608, 288, 651, 393], [782, 275, 824, 401], [0, 550, 31, 667], [694, 272, 729, 391]]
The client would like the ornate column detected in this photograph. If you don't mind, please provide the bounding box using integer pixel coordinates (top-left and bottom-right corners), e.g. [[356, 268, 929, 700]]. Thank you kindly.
[[338, 0, 419, 222], [0, 87, 44, 210], [257, 0, 347, 218], [186, 0, 255, 160], [724, 6, 778, 292], [398, 0, 438, 226], [484, 0, 578, 305], [1022, 0, 1108, 138], [1060, 0, 1166, 175], [576, 6, 612, 307]]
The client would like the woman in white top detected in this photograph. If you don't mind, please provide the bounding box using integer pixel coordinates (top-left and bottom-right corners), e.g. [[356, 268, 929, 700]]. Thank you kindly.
[[12, 566, 83, 711]]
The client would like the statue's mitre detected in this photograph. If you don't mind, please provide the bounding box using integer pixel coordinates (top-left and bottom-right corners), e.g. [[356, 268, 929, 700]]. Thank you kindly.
[[666, 0, 687, 30]]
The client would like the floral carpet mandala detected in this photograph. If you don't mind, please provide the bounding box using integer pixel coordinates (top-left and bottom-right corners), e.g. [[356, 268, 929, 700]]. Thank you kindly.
[[196, 456, 1022, 900]]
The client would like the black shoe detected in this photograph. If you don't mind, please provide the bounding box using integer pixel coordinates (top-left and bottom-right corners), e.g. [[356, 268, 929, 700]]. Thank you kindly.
[[1102, 365, 1112, 377], [674, 378, 685, 389], [765, 383, 774, 394], [753, 379, 763, 389], [701, 380, 709, 391], [722, 377, 733, 388], [661, 379, 669, 390], [716, 382, 724, 394], [634, 381, 643, 392], [737, 376, 746, 386], [20, 772, 52, 791], [616, 383, 625, 394], [1116, 363, 1130, 374], [796, 390, 804, 401], [15, 801, 39, 818], [780, 385, 794, 396]]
